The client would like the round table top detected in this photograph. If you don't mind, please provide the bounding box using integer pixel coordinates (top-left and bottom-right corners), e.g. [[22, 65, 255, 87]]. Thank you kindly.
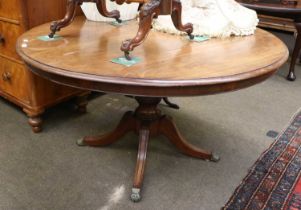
[[17, 16, 288, 97]]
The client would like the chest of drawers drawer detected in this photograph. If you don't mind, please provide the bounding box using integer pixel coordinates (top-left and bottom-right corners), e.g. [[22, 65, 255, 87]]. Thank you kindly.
[[0, 0, 21, 21], [0, 20, 22, 60], [0, 56, 29, 103]]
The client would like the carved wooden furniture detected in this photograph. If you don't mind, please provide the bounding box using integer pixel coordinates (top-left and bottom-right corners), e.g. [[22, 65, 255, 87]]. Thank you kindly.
[[0, 0, 89, 132], [17, 17, 288, 202], [237, 0, 301, 81], [48, 0, 194, 60]]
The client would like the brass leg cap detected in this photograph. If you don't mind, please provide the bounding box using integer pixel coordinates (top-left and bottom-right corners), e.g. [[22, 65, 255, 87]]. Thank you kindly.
[[130, 188, 141, 202], [210, 153, 220, 162], [76, 138, 87, 146]]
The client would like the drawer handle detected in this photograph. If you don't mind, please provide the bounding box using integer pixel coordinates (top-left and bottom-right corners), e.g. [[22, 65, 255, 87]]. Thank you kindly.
[[2, 72, 11, 81], [0, 34, 4, 44]]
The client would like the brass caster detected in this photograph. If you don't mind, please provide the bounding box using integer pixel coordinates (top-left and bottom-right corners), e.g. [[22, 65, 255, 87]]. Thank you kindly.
[[210, 153, 220, 162], [76, 138, 87, 146], [130, 188, 141, 202]]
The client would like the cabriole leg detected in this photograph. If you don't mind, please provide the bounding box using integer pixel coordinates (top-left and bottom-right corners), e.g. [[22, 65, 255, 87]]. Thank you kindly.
[[96, 0, 121, 23], [159, 116, 220, 162], [77, 111, 136, 146], [171, 0, 194, 39], [121, 0, 161, 60], [49, 0, 80, 38]]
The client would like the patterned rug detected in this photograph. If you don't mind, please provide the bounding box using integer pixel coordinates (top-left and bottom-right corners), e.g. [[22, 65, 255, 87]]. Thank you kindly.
[[223, 109, 301, 210]]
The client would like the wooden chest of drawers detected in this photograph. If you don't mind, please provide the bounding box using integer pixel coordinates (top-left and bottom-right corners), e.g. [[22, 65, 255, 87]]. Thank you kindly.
[[0, 0, 88, 132]]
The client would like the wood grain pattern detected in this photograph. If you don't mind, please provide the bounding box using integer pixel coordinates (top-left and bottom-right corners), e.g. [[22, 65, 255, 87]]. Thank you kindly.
[[0, 0, 21, 21], [17, 16, 288, 97], [0, 56, 29, 103], [0, 20, 23, 60], [24, 0, 82, 29], [133, 128, 149, 190]]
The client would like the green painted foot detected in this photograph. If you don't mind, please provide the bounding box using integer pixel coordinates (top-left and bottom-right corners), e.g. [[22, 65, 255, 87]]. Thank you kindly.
[[76, 138, 87, 146], [130, 188, 141, 202]]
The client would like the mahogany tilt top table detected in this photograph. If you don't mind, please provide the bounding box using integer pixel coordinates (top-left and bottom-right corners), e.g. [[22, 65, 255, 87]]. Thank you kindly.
[[17, 17, 288, 202]]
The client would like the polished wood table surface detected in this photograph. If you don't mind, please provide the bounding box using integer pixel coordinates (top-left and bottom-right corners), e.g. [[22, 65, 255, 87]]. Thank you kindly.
[[17, 16, 288, 202], [237, 0, 301, 81]]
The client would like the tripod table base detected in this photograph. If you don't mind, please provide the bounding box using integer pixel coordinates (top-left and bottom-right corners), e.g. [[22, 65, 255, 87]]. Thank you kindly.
[[76, 97, 219, 202]]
